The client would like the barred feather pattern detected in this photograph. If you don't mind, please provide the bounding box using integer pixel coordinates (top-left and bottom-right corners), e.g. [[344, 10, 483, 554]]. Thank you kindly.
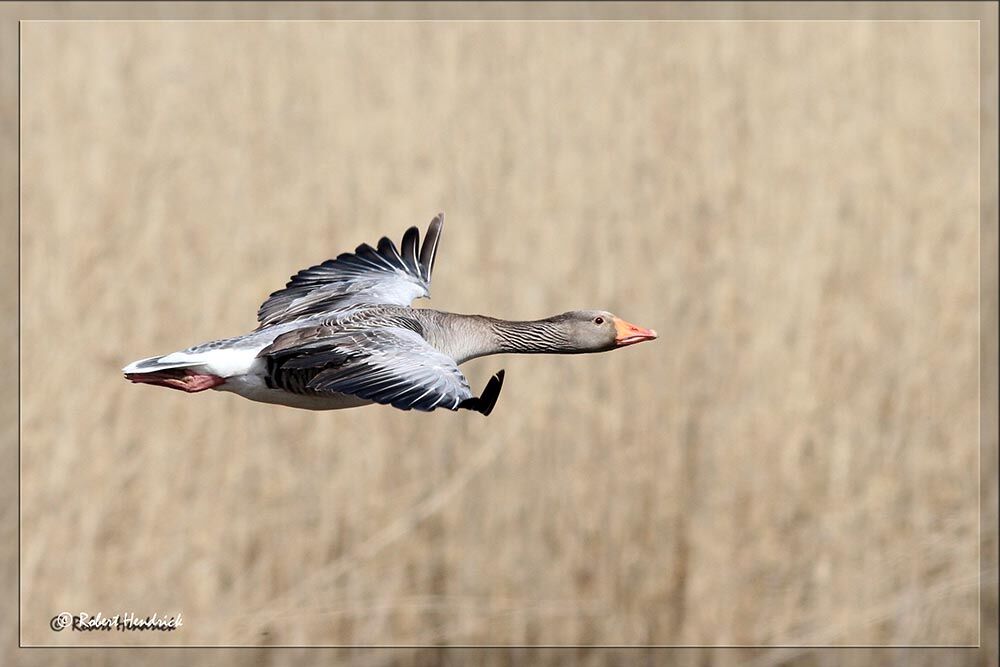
[[489, 319, 572, 354]]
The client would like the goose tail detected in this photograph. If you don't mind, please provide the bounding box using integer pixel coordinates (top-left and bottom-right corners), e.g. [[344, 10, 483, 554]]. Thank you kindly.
[[122, 351, 229, 393]]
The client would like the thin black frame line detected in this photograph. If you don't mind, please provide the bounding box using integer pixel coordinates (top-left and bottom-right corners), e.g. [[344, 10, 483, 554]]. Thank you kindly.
[[14, 13, 989, 652], [17, 15, 22, 654]]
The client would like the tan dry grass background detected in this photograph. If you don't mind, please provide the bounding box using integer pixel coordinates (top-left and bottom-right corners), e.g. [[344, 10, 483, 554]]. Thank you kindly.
[[16, 16, 986, 654]]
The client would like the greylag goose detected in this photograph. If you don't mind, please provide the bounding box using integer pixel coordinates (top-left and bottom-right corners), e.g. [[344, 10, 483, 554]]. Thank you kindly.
[[123, 213, 657, 415]]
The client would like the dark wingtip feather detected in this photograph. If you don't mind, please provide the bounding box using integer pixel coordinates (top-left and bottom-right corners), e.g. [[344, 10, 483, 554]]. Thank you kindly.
[[377, 236, 405, 267], [353, 242, 385, 267], [400, 226, 421, 275], [418, 213, 444, 282]]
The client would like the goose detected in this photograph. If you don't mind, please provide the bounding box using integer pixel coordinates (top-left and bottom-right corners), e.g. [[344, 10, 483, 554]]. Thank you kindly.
[[122, 213, 657, 416]]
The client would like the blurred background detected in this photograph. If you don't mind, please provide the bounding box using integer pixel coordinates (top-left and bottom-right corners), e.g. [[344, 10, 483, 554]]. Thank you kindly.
[[12, 13, 993, 665]]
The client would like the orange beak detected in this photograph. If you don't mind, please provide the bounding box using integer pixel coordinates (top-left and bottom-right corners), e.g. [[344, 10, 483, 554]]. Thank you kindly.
[[613, 317, 658, 347]]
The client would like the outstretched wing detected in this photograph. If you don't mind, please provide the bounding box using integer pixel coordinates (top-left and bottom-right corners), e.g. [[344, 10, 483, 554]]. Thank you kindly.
[[256, 213, 444, 329], [259, 325, 505, 415]]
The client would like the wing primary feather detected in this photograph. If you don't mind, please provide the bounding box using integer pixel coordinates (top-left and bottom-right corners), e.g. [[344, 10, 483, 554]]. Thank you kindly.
[[419, 213, 444, 282], [354, 243, 396, 270], [400, 226, 421, 275], [377, 236, 406, 270]]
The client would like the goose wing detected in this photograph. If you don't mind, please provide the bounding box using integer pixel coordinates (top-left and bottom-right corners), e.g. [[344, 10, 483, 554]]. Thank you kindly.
[[258, 324, 504, 415], [256, 213, 444, 328]]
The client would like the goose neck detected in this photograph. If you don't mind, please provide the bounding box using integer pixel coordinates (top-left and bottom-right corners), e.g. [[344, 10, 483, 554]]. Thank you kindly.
[[487, 317, 571, 355]]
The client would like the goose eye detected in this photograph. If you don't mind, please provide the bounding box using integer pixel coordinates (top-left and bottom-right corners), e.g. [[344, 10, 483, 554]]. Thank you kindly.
[[594, 317, 604, 325]]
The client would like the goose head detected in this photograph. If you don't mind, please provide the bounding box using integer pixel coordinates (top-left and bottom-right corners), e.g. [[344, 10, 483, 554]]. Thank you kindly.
[[551, 310, 658, 352]]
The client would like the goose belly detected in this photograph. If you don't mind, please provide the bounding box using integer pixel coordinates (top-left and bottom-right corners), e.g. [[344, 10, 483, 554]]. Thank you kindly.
[[216, 359, 372, 411]]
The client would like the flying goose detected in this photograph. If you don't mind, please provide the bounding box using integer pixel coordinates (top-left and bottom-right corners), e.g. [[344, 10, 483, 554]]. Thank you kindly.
[[123, 213, 657, 415]]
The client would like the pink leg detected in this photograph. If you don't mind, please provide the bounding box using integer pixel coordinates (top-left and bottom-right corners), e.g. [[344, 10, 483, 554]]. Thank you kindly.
[[125, 369, 225, 393]]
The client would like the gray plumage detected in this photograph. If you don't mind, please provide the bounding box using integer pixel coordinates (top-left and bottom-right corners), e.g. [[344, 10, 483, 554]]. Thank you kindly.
[[123, 212, 656, 415]]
